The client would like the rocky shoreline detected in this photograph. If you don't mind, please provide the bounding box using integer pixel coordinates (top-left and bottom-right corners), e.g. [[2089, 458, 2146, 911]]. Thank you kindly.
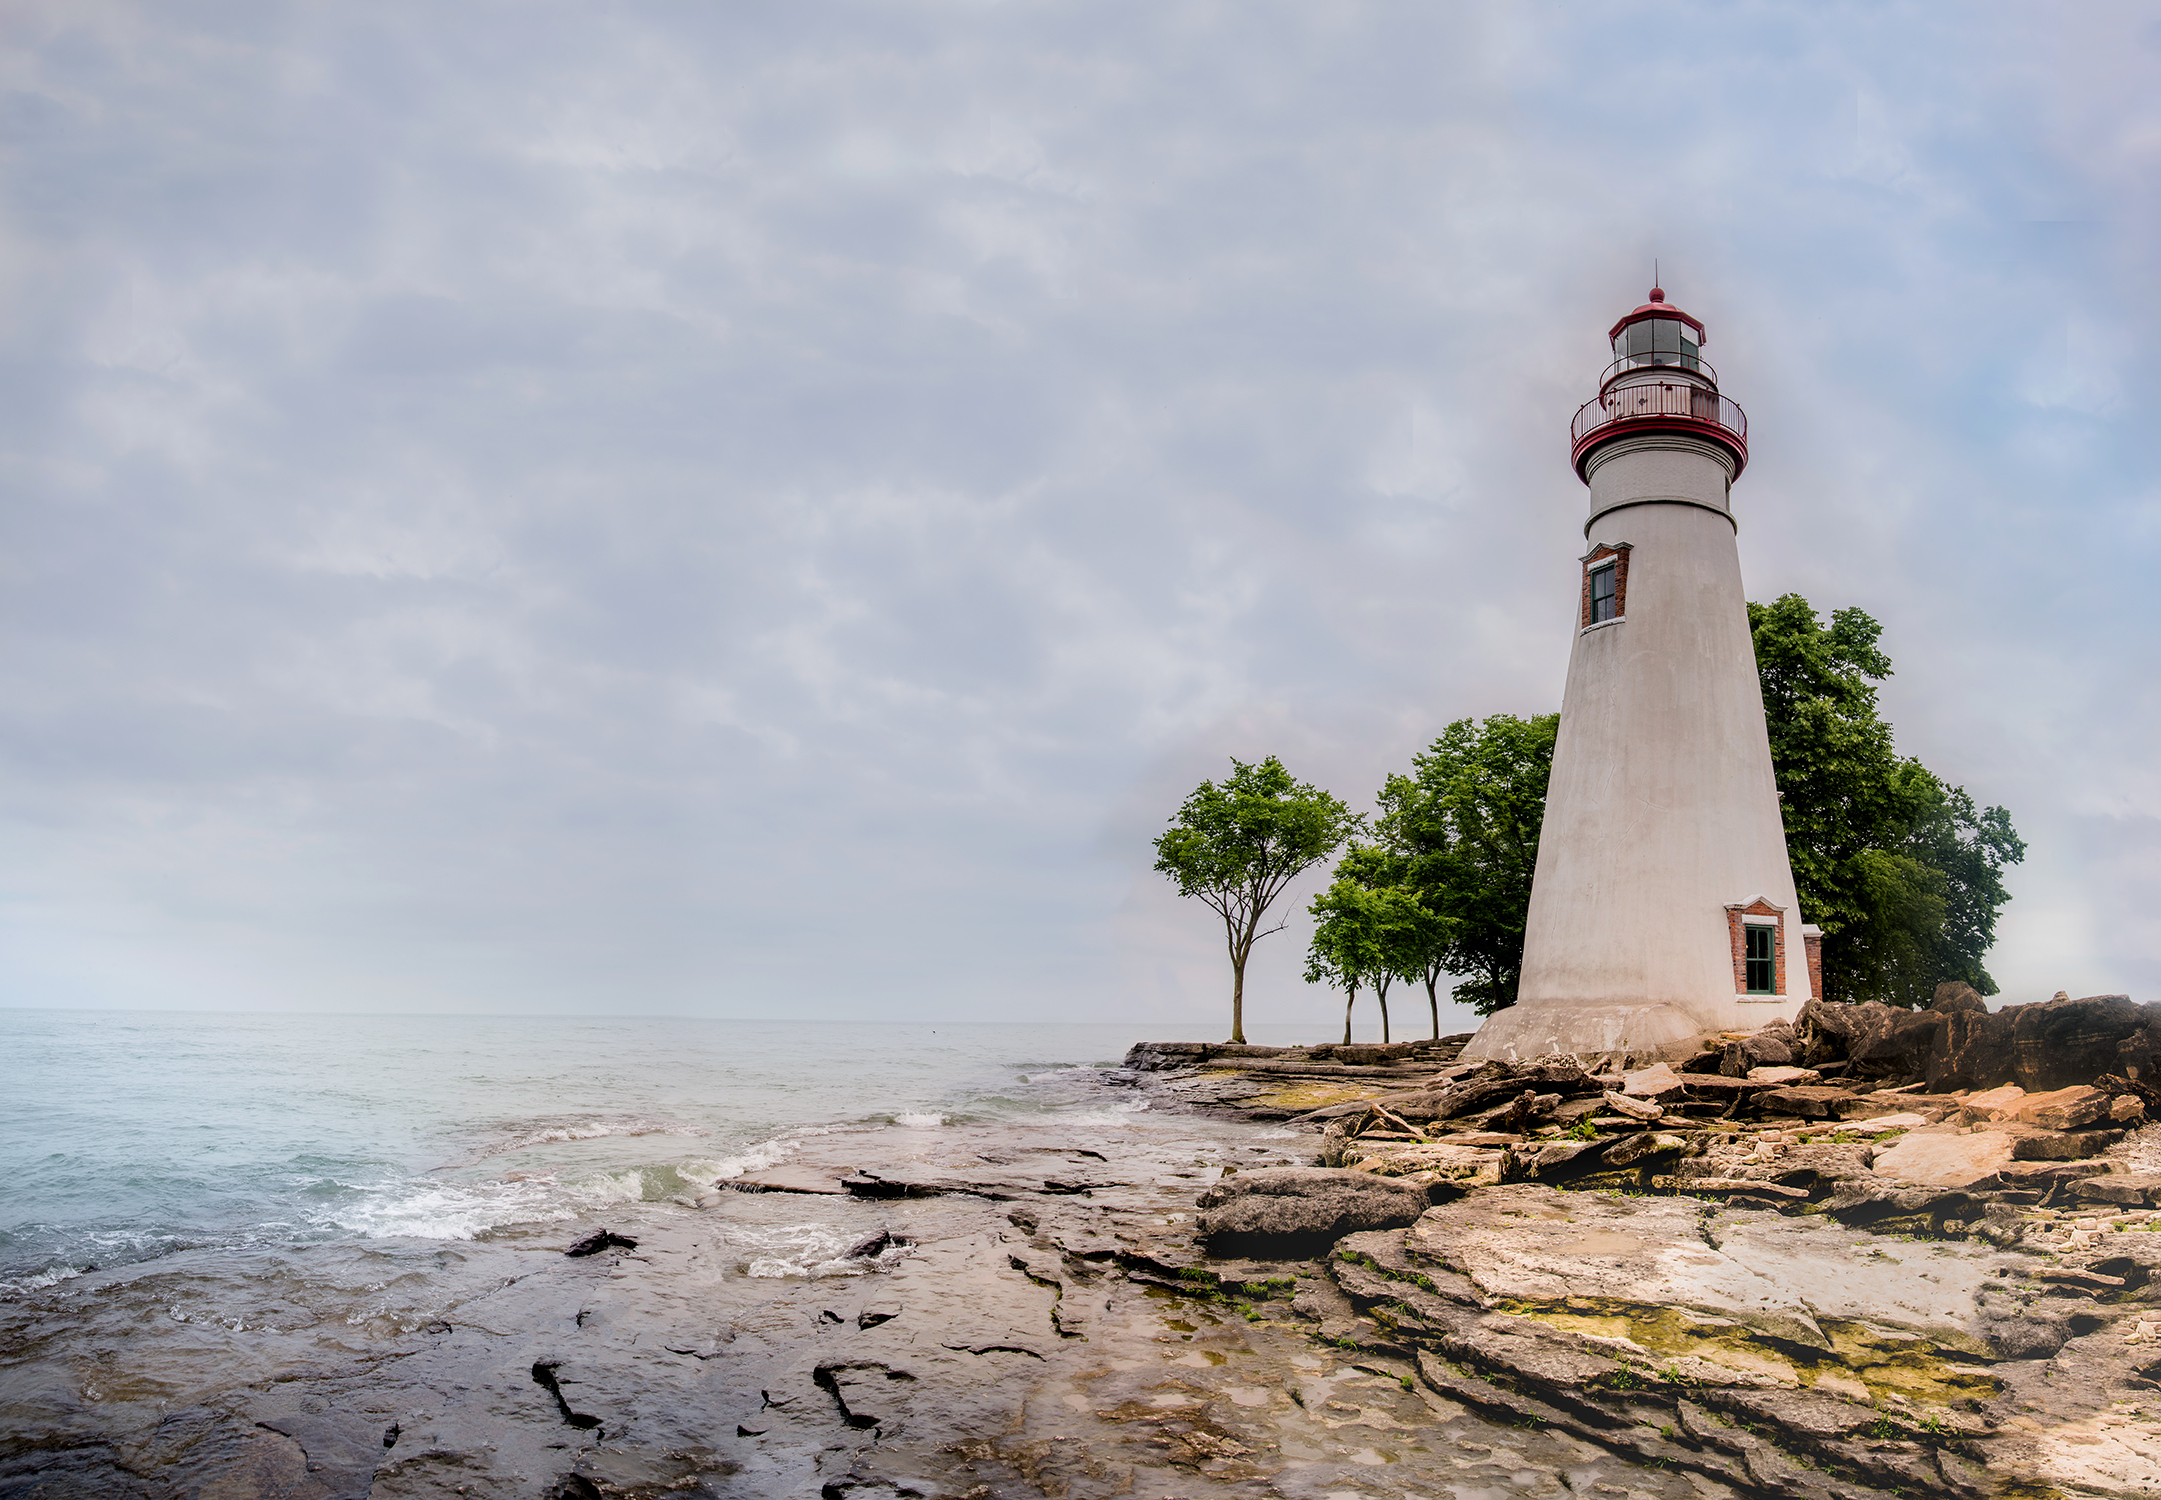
[[3, 999, 2158, 1500], [1135, 985, 2161, 1500]]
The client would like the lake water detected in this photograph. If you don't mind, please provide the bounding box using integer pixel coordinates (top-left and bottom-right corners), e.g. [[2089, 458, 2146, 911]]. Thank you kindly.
[[0, 1011, 1311, 1291]]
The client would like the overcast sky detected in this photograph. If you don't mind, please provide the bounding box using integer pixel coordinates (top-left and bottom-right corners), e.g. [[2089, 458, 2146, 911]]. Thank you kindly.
[[4, 2, 2157, 1033]]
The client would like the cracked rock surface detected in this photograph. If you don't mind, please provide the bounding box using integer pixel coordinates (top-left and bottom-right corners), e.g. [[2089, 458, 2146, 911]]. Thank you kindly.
[[0, 1086, 1735, 1500]]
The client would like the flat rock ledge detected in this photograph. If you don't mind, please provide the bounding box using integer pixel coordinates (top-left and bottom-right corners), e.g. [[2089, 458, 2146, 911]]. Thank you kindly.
[[1308, 1184, 2161, 1500], [1136, 994, 2161, 1500]]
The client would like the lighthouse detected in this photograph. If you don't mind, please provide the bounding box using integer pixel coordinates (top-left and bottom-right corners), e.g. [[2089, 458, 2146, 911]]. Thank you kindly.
[[1466, 286, 1819, 1064]]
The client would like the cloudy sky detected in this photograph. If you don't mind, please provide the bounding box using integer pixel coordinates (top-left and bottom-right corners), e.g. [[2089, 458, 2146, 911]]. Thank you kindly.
[[4, 2, 2157, 1032]]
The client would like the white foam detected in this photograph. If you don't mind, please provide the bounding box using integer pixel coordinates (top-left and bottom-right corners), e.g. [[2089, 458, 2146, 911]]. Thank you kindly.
[[312, 1177, 576, 1241], [1061, 1099, 1153, 1127], [0, 1264, 86, 1296], [893, 1112, 945, 1128], [695, 1136, 796, 1182], [578, 1169, 653, 1203], [472, 1115, 708, 1160], [736, 1222, 911, 1279]]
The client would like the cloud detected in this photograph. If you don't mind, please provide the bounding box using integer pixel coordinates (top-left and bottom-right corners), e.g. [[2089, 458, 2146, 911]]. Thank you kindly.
[[2, 2, 2157, 1020]]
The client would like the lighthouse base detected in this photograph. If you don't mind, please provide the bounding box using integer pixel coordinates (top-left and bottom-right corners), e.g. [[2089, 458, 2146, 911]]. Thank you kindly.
[[1460, 1001, 1711, 1069]]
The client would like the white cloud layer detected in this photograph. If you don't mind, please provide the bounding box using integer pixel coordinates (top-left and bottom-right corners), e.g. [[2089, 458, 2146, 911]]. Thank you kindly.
[[3, 2, 2158, 1030]]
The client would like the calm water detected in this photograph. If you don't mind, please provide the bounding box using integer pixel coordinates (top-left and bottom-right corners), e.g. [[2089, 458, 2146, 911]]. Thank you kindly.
[[0, 1012, 1281, 1291]]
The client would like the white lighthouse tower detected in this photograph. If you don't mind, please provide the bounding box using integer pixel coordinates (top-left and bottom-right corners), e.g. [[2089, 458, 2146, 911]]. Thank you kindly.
[[1467, 285, 1819, 1063]]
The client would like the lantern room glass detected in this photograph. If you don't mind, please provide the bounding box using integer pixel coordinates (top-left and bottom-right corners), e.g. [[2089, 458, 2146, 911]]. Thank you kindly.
[[1613, 317, 1703, 373]]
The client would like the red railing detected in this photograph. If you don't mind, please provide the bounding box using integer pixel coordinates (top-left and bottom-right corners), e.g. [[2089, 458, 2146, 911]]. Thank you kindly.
[[1598, 352, 1718, 389], [1570, 380, 1748, 478]]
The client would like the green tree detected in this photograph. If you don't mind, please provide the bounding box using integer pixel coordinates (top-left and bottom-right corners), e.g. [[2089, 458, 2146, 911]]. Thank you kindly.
[[1154, 756, 1360, 1043], [1305, 878, 1378, 1045], [1748, 596, 2024, 1005], [1374, 714, 1559, 1016], [1304, 874, 1427, 1043], [1327, 842, 1460, 1040]]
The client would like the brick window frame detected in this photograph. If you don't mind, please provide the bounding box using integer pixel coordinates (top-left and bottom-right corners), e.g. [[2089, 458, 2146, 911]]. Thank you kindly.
[[1800, 923, 1824, 1002], [1724, 897, 1786, 997], [1580, 542, 1633, 630]]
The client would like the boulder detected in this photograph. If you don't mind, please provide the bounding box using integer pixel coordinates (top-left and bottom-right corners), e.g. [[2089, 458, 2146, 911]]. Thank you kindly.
[[1926, 1006, 2016, 1092], [2005, 994, 2152, 1090], [2007, 1128, 2123, 1161], [1840, 1111, 1928, 1135], [1931, 993, 2160, 1092], [1797, 998, 1942, 1076], [2008, 1084, 2111, 1131], [1195, 1167, 1432, 1247], [1720, 1030, 1794, 1075], [1960, 1083, 2027, 1120], [1340, 1143, 1505, 1188], [2068, 1173, 2161, 1207], [1501, 1138, 1607, 1181], [1619, 1062, 1687, 1099], [1385, 1056, 1599, 1122], [1930, 980, 1990, 1015], [1603, 1130, 1687, 1168], [1756, 1085, 1862, 1119], [1600, 1090, 1663, 1122], [1868, 1129, 2016, 1187], [2120, 1013, 2161, 1085]]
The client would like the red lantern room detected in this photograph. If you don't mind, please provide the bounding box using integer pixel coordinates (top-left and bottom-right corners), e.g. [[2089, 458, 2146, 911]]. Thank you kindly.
[[1569, 286, 1748, 482]]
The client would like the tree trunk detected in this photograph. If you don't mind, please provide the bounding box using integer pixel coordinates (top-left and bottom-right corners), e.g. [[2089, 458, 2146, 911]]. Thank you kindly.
[[1225, 914, 1255, 1044], [1341, 982, 1358, 1045], [1425, 974, 1440, 1040], [1375, 976, 1391, 1044]]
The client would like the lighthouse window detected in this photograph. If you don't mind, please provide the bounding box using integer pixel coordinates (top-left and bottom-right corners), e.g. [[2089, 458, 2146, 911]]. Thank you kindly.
[[1588, 563, 1618, 623], [1743, 925, 1776, 994], [1614, 317, 1703, 372]]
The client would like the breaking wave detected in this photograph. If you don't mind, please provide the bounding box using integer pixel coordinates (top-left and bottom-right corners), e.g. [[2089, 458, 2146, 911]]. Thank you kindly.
[[735, 1222, 913, 1279], [463, 1115, 709, 1162]]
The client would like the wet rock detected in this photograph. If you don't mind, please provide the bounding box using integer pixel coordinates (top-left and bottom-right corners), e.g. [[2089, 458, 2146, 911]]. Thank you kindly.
[[727, 1166, 851, 1194], [1123, 1041, 1287, 1070], [842, 1229, 900, 1259], [563, 1229, 639, 1258], [250, 1412, 394, 1500], [1194, 1167, 1431, 1249]]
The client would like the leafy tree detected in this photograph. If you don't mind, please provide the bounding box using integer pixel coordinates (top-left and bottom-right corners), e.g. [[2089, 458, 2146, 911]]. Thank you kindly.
[[1373, 714, 1559, 1016], [1305, 878, 1378, 1045], [1748, 596, 2024, 1005], [1154, 756, 1360, 1043], [1304, 874, 1427, 1043], [1328, 842, 1459, 1039]]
